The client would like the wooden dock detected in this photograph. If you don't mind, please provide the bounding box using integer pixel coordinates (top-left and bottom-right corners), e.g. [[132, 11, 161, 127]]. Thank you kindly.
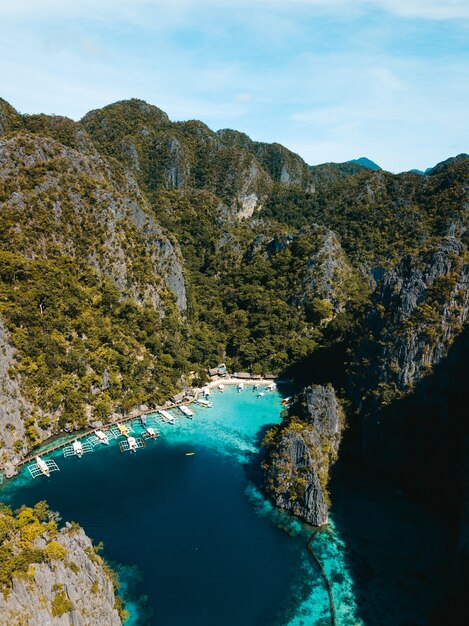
[[16, 401, 186, 468]]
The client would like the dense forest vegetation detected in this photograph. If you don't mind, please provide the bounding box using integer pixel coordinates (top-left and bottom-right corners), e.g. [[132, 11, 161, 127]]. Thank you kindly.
[[0, 96, 467, 464]]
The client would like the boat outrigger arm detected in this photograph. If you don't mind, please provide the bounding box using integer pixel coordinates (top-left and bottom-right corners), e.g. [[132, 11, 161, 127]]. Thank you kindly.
[[119, 436, 146, 453], [63, 440, 94, 458], [28, 456, 60, 479]]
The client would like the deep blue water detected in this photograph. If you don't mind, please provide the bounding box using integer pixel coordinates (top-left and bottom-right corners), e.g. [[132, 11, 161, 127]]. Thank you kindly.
[[1, 386, 361, 625]]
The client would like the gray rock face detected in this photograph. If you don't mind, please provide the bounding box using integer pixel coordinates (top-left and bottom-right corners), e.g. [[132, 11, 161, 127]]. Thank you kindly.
[[0, 133, 187, 312], [0, 525, 122, 626], [263, 385, 344, 526], [355, 232, 468, 402], [0, 318, 54, 474], [302, 227, 357, 314]]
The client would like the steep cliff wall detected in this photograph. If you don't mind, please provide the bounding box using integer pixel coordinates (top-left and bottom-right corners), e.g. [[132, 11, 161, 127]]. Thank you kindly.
[[0, 504, 123, 625], [263, 385, 345, 526]]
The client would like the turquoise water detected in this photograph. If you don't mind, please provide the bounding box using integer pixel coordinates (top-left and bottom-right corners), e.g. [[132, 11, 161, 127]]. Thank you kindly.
[[1, 385, 362, 625]]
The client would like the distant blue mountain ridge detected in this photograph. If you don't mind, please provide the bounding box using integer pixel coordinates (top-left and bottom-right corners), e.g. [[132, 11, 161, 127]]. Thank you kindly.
[[348, 157, 381, 170]]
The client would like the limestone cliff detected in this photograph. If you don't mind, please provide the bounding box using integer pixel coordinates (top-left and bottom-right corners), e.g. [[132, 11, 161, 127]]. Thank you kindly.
[[0, 503, 123, 625], [263, 385, 345, 526], [0, 132, 186, 312]]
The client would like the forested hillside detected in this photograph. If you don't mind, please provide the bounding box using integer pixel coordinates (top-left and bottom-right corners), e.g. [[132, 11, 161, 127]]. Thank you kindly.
[[0, 97, 467, 480]]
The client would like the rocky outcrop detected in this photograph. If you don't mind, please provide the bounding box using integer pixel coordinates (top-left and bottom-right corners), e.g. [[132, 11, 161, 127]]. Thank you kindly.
[[0, 133, 186, 312], [353, 230, 468, 407], [301, 226, 358, 315], [263, 385, 345, 526], [0, 319, 31, 475], [0, 505, 123, 625]]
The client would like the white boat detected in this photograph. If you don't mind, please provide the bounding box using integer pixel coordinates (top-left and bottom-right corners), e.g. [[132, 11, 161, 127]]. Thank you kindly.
[[237, 382, 244, 392], [64, 439, 93, 459], [119, 436, 146, 453], [257, 392, 265, 398], [196, 398, 212, 408], [28, 456, 60, 479], [179, 405, 194, 419], [254, 383, 260, 389], [266, 382, 277, 391], [203, 387, 211, 398], [218, 383, 224, 391], [36, 455, 50, 477], [158, 409, 175, 424], [73, 440, 83, 457], [144, 426, 158, 439], [95, 430, 109, 444]]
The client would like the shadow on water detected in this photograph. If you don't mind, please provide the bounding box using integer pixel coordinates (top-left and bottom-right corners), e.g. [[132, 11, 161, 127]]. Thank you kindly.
[[330, 327, 469, 625]]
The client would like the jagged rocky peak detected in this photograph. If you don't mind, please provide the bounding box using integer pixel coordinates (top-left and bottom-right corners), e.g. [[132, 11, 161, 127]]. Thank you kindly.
[[263, 385, 345, 526], [22, 112, 98, 155], [218, 127, 313, 189], [0, 504, 123, 625], [0, 98, 23, 135], [81, 98, 170, 144]]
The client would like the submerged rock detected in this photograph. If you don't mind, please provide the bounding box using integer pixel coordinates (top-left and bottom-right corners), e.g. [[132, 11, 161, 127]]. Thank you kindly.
[[263, 385, 345, 526]]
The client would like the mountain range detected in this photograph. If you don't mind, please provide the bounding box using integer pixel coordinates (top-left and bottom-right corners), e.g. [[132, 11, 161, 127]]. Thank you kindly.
[[0, 96, 467, 624]]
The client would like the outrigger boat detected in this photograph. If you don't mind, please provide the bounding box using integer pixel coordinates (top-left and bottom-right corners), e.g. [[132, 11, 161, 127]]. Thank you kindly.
[[266, 382, 277, 391], [117, 423, 130, 437], [179, 405, 194, 419], [158, 409, 175, 424], [203, 387, 211, 398], [143, 426, 159, 439], [94, 430, 109, 445], [119, 436, 146, 453], [28, 455, 60, 479], [63, 439, 93, 459], [196, 398, 212, 408]]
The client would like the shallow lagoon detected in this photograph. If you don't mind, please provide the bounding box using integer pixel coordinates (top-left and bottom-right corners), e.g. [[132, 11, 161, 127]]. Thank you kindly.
[[2, 385, 361, 625]]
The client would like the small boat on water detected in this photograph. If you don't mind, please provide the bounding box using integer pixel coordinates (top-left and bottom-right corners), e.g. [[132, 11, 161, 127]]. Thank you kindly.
[[158, 409, 175, 424], [140, 415, 148, 428], [28, 455, 60, 479], [73, 440, 84, 458], [36, 455, 50, 477], [145, 426, 158, 439], [185, 452, 195, 456], [117, 423, 130, 437], [95, 430, 109, 445], [237, 382, 244, 392], [64, 439, 93, 459], [254, 383, 260, 389], [203, 387, 211, 398], [218, 383, 224, 392], [179, 405, 194, 419], [257, 392, 265, 398], [266, 382, 276, 391], [282, 396, 293, 405], [119, 436, 146, 453], [196, 398, 212, 408]]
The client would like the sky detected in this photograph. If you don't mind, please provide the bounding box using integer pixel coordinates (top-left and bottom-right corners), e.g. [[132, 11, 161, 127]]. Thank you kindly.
[[0, 0, 468, 172]]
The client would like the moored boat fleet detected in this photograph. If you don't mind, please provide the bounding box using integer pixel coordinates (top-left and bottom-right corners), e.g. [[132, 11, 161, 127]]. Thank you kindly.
[[25, 381, 283, 480]]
